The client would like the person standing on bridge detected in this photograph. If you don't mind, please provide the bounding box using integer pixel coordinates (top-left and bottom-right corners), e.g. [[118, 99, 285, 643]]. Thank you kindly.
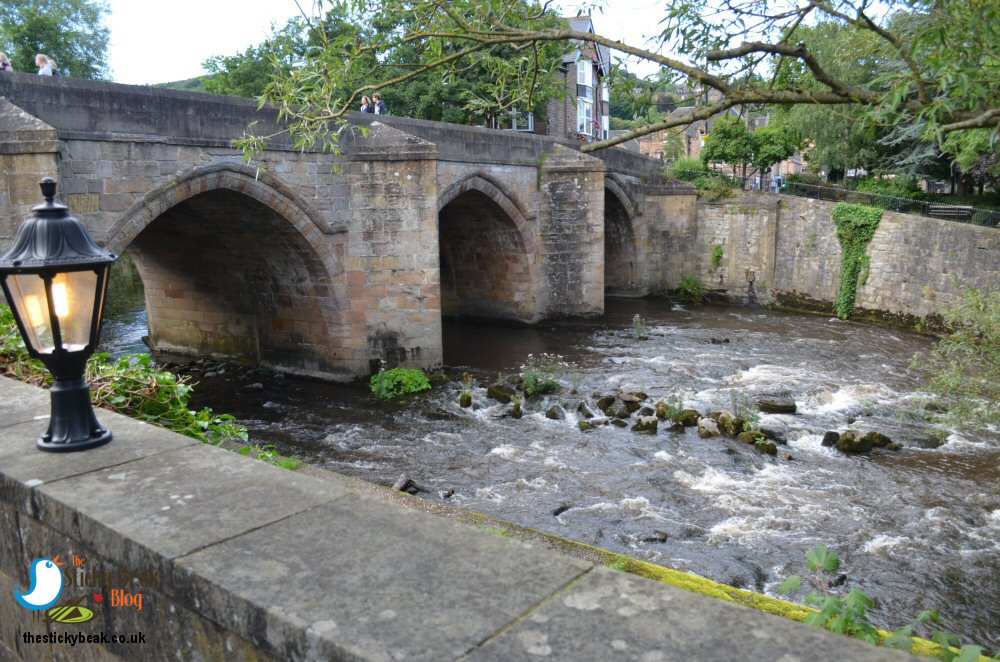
[[0, 53, 12, 72], [361, 95, 374, 113], [35, 54, 53, 76], [373, 93, 387, 115]]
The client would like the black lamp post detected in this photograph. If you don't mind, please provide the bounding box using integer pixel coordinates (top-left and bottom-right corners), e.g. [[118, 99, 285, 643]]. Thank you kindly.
[[0, 178, 117, 452]]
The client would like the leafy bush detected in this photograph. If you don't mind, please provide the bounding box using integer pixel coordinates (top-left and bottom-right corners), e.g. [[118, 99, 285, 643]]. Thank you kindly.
[[239, 443, 303, 470], [87, 353, 248, 444], [781, 545, 879, 644], [782, 545, 987, 660], [695, 175, 737, 200], [678, 275, 706, 304], [519, 353, 564, 396], [370, 367, 432, 400], [668, 156, 708, 181], [786, 172, 826, 186], [912, 283, 1000, 431], [0, 305, 247, 445], [853, 176, 921, 198]]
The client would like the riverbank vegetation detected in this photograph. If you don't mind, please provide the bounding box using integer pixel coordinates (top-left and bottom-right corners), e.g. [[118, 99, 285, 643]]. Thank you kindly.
[[781, 545, 988, 660], [0, 305, 308, 467], [912, 283, 1000, 431], [370, 366, 432, 400]]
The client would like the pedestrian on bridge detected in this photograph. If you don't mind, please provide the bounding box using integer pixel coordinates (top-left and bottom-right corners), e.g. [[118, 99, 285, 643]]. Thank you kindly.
[[0, 53, 12, 72], [35, 54, 53, 76], [373, 93, 387, 115], [361, 95, 374, 113]]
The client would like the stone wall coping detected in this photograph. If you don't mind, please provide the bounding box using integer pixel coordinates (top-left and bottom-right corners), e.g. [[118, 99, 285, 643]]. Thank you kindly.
[[0, 376, 910, 661], [0, 74, 696, 193]]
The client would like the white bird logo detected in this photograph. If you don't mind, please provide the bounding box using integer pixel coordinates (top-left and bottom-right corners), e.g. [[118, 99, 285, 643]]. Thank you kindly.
[[13, 555, 65, 611]]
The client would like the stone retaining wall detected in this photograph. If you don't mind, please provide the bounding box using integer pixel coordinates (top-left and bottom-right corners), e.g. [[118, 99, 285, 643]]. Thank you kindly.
[[0, 376, 907, 661], [691, 193, 1000, 324]]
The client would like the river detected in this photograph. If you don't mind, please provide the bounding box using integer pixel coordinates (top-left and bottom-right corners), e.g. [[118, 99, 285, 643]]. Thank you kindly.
[[100, 268, 1000, 651]]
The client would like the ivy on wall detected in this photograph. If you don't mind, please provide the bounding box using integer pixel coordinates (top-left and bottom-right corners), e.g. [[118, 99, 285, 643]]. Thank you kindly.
[[832, 203, 883, 319]]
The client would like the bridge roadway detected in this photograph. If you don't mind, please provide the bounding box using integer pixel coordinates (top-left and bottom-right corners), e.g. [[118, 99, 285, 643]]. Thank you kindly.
[[0, 73, 694, 381], [0, 375, 910, 660]]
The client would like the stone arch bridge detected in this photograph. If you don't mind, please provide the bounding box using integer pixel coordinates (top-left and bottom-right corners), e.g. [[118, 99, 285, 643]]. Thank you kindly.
[[0, 74, 694, 380]]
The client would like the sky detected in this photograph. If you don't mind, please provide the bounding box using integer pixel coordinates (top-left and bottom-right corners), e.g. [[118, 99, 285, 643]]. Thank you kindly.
[[106, 0, 667, 85]]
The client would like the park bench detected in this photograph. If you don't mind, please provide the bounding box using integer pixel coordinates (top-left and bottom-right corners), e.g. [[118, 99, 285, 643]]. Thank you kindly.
[[926, 204, 975, 222]]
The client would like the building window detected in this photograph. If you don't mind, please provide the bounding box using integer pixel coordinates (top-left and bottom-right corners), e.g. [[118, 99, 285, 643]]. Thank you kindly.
[[512, 110, 534, 132], [601, 84, 609, 103], [577, 99, 593, 135], [576, 59, 593, 99], [490, 110, 535, 132], [601, 115, 609, 140]]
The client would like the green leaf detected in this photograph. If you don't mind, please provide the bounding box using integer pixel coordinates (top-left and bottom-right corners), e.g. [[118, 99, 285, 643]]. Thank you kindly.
[[917, 609, 941, 625], [884, 627, 913, 652], [953, 646, 983, 662], [779, 575, 801, 596]]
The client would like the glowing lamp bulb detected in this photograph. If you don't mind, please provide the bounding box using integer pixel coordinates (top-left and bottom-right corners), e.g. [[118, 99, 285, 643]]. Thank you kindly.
[[52, 279, 69, 318]]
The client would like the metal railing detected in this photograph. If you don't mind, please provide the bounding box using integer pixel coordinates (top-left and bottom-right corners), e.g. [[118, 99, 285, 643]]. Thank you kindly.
[[780, 182, 1000, 228], [668, 170, 1000, 228]]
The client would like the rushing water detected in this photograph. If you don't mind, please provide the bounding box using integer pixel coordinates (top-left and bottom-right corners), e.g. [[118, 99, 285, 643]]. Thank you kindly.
[[101, 273, 1000, 649]]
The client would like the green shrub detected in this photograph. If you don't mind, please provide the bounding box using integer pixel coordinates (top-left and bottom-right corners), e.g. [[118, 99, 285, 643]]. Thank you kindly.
[[0, 306, 247, 445], [678, 275, 706, 304], [782, 545, 988, 659], [695, 175, 737, 200], [669, 156, 708, 181], [520, 353, 563, 396], [911, 283, 1000, 431], [370, 367, 432, 400], [786, 172, 826, 186], [853, 176, 921, 198], [711, 243, 724, 270], [239, 444, 303, 470]]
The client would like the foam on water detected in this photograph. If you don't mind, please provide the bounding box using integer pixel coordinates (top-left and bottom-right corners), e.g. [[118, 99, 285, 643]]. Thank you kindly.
[[618, 496, 666, 520], [862, 535, 907, 555], [799, 383, 897, 415], [489, 444, 522, 459], [725, 364, 813, 389], [943, 433, 994, 451], [474, 486, 503, 502]]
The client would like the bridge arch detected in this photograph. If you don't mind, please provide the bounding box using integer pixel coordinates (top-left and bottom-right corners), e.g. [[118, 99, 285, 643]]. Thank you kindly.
[[437, 172, 540, 322], [108, 164, 346, 377], [604, 175, 641, 295]]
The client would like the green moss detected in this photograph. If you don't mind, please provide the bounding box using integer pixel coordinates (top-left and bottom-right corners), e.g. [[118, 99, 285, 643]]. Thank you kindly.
[[832, 203, 883, 319]]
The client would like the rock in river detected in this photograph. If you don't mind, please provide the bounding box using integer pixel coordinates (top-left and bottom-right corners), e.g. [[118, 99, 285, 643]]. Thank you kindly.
[[755, 394, 797, 414]]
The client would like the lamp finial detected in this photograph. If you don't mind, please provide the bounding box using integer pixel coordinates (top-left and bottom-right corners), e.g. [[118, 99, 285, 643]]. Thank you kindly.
[[39, 178, 57, 206]]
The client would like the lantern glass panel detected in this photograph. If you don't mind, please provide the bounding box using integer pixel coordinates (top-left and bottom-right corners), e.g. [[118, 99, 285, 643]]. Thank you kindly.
[[7, 270, 99, 353]]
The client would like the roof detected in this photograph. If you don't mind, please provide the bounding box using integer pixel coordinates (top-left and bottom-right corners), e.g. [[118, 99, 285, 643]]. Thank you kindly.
[[564, 15, 611, 76]]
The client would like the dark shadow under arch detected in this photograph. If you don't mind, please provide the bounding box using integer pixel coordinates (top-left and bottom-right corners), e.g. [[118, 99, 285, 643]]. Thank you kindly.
[[439, 184, 538, 322], [604, 182, 639, 294], [114, 167, 345, 376]]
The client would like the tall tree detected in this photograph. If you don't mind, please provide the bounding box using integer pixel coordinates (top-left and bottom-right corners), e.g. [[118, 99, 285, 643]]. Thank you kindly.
[[204, 4, 567, 128], [203, 19, 306, 98], [752, 123, 797, 176], [233, 0, 999, 162], [701, 115, 753, 179], [0, 0, 109, 78]]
